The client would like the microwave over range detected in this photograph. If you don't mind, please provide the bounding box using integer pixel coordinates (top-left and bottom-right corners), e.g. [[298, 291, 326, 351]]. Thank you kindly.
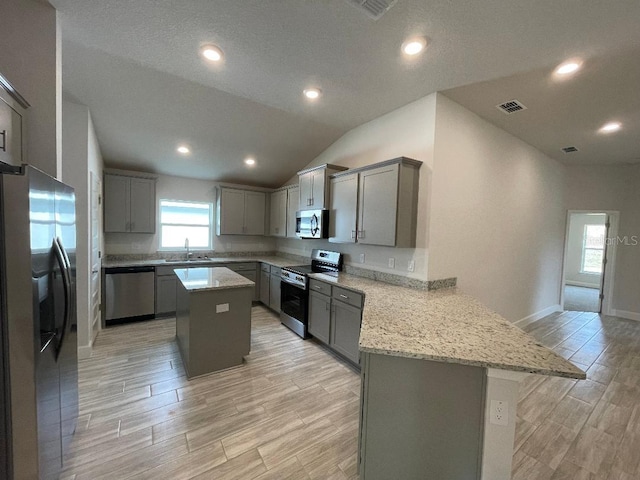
[[296, 209, 329, 239]]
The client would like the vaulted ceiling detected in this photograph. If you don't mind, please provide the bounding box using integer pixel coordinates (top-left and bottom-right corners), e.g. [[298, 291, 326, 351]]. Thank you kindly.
[[52, 0, 640, 186]]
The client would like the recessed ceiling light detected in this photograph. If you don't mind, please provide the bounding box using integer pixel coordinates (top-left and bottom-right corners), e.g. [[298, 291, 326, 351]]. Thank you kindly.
[[554, 60, 582, 76], [244, 157, 256, 166], [401, 36, 428, 56], [599, 122, 622, 133], [200, 44, 223, 62], [303, 88, 321, 100], [177, 145, 190, 154]]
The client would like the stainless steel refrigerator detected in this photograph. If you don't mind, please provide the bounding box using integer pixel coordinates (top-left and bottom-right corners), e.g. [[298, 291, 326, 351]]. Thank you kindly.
[[0, 162, 78, 479]]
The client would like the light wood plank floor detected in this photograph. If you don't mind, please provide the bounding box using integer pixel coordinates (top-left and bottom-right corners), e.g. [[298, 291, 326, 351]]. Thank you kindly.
[[61, 307, 640, 479], [514, 311, 640, 479]]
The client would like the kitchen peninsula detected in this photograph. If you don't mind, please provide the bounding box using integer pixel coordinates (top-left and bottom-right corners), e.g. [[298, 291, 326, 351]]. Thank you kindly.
[[310, 273, 586, 480], [174, 266, 254, 378]]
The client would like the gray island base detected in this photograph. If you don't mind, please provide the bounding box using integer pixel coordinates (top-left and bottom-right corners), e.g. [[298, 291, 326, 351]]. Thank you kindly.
[[174, 267, 254, 379]]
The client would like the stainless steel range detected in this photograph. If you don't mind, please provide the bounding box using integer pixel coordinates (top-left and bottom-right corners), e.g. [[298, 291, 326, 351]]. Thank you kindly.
[[280, 249, 343, 338]]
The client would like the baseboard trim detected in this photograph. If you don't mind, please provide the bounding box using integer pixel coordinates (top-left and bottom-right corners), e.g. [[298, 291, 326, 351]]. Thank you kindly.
[[610, 309, 640, 322], [78, 342, 93, 360], [565, 281, 600, 289], [513, 304, 562, 327]]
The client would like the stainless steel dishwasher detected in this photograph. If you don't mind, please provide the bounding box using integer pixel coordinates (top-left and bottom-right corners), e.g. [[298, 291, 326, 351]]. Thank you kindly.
[[105, 266, 156, 325]]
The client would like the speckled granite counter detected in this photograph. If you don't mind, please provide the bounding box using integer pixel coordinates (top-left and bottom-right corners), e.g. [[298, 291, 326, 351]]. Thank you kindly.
[[310, 272, 585, 379], [174, 267, 254, 292], [103, 256, 305, 269]]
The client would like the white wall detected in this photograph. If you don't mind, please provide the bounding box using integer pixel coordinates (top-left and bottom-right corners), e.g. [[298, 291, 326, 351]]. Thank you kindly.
[[0, 0, 60, 177], [104, 173, 276, 255], [565, 213, 606, 288], [62, 100, 104, 357], [565, 165, 640, 317], [429, 94, 566, 322], [277, 94, 437, 278]]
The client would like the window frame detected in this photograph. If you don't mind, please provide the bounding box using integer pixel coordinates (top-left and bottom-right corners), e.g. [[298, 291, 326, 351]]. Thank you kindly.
[[580, 223, 606, 275], [158, 199, 214, 251]]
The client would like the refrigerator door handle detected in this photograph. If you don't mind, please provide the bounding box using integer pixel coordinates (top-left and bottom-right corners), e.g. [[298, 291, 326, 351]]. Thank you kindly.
[[53, 238, 71, 356], [40, 331, 57, 353]]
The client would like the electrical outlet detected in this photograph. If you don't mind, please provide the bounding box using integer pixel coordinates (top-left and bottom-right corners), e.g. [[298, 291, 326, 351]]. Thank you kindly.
[[408, 260, 415, 272], [388, 258, 395, 269], [490, 400, 509, 426], [216, 303, 230, 313], [359, 253, 365, 263]]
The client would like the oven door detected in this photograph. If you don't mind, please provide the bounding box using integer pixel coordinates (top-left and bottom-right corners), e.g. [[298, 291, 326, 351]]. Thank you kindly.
[[280, 280, 308, 323]]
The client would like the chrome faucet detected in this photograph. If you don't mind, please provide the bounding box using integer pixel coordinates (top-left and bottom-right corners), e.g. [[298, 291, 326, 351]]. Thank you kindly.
[[185, 238, 190, 260]]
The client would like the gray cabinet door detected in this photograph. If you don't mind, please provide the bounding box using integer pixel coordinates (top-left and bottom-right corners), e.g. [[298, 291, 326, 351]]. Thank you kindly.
[[308, 291, 331, 344], [269, 274, 281, 312], [329, 173, 358, 243], [310, 169, 326, 208], [298, 171, 312, 210], [269, 190, 287, 237], [244, 191, 266, 235], [129, 177, 155, 233], [358, 163, 399, 246], [260, 270, 270, 305], [0, 96, 23, 167], [219, 188, 245, 234], [156, 275, 177, 315], [104, 174, 130, 232], [287, 185, 299, 238], [331, 300, 362, 364]]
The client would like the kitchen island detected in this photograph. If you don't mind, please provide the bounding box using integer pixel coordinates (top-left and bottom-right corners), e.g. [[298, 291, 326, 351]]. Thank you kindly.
[[174, 267, 254, 379], [311, 273, 585, 480]]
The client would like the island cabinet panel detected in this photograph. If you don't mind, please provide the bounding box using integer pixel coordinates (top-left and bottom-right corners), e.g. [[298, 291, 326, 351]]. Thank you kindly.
[[104, 173, 156, 233], [308, 291, 331, 344], [359, 353, 484, 480], [216, 187, 266, 235], [286, 185, 299, 238]]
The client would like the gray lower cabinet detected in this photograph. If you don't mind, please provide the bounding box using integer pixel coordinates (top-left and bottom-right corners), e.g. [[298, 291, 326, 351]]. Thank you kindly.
[[226, 263, 259, 301], [260, 269, 270, 305], [308, 279, 363, 366], [308, 291, 331, 344], [156, 275, 177, 316], [269, 273, 281, 313], [330, 300, 361, 364]]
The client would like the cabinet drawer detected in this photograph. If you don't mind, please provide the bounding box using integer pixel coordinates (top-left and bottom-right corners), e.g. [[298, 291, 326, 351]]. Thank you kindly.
[[309, 279, 331, 296], [260, 263, 271, 272], [270, 266, 282, 276], [332, 286, 363, 308], [228, 262, 256, 272]]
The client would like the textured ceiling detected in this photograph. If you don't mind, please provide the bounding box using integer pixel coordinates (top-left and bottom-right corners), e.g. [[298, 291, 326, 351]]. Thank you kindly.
[[52, 0, 640, 183]]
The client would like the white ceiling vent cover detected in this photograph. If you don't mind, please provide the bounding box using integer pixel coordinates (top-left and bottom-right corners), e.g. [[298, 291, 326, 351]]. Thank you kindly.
[[496, 100, 528, 115], [346, 0, 398, 20]]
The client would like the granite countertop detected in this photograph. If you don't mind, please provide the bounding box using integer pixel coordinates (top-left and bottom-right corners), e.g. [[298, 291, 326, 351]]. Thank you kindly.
[[174, 267, 255, 292], [310, 272, 586, 380], [103, 256, 304, 269]]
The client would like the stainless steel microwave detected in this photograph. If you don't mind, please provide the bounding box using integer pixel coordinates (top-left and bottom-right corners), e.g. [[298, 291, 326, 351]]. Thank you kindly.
[[296, 209, 329, 239]]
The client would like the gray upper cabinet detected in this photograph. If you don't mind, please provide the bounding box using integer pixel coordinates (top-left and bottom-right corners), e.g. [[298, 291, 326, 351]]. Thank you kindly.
[[216, 187, 266, 236], [330, 157, 421, 247], [297, 164, 348, 211], [104, 173, 156, 233], [0, 89, 25, 168], [286, 185, 299, 238], [269, 189, 288, 237]]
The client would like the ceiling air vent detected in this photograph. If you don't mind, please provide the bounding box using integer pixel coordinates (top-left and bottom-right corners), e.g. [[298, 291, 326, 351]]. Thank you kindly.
[[562, 146, 579, 153], [496, 100, 527, 115], [346, 0, 398, 20]]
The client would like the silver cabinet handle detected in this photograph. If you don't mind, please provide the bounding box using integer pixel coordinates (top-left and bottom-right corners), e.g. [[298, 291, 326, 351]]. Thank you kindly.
[[92, 269, 99, 274], [325, 302, 330, 311], [358, 230, 365, 239], [0, 130, 6, 152], [339, 294, 349, 299], [313, 284, 321, 290], [351, 230, 356, 239]]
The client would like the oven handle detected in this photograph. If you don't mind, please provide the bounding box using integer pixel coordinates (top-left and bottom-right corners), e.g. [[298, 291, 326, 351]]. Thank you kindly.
[[280, 276, 306, 289]]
